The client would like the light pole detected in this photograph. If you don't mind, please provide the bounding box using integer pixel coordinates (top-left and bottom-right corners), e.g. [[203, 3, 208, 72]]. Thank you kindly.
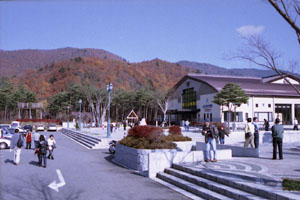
[[67, 105, 70, 128], [106, 83, 113, 138], [78, 99, 82, 131]]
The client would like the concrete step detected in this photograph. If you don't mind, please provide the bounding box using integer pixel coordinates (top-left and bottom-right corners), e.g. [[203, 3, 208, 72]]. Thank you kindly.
[[62, 131, 97, 146], [60, 130, 95, 149], [172, 164, 298, 200], [61, 129, 101, 143], [157, 172, 234, 200], [164, 168, 268, 200]]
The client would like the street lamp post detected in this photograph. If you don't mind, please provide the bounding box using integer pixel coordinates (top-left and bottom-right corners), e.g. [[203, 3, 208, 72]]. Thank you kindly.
[[67, 105, 70, 128], [106, 83, 113, 138], [78, 99, 82, 131]]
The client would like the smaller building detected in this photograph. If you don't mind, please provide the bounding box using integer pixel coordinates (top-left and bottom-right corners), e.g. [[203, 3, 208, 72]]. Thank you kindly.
[[167, 74, 300, 127], [18, 102, 44, 119]]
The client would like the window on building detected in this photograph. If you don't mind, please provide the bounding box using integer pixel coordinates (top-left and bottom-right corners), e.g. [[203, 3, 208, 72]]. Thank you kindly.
[[223, 111, 243, 122], [256, 104, 258, 108], [268, 104, 271, 108], [245, 113, 249, 120], [254, 112, 273, 122], [210, 113, 212, 121], [182, 88, 196, 109], [177, 97, 181, 103]]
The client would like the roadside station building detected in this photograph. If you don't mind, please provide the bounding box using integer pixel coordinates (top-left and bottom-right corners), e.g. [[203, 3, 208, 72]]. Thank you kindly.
[[167, 73, 300, 128]]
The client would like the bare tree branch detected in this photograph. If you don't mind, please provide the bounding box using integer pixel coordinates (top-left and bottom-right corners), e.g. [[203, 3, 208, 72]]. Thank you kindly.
[[233, 35, 300, 95], [268, 0, 300, 44]]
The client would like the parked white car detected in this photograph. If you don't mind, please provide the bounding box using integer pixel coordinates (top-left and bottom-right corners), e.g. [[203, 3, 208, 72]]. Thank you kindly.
[[0, 138, 11, 150], [36, 124, 45, 131], [48, 124, 57, 131]]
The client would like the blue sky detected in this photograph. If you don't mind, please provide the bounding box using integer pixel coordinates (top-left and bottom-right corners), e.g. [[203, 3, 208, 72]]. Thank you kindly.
[[0, 0, 299, 70]]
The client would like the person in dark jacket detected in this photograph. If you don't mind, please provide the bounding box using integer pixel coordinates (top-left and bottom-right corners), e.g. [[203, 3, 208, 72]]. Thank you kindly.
[[271, 118, 284, 160], [264, 119, 269, 131], [37, 135, 48, 168], [202, 120, 218, 162], [218, 126, 229, 144], [10, 129, 24, 165]]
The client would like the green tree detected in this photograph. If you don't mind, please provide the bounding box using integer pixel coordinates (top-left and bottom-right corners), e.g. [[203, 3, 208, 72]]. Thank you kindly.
[[212, 83, 249, 128], [47, 92, 70, 118]]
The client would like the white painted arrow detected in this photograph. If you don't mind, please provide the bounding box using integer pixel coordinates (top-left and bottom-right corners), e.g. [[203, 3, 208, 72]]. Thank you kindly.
[[48, 169, 66, 192]]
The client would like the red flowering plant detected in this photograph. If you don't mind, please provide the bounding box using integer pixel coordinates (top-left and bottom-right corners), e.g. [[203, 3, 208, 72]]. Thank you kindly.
[[168, 125, 182, 135]]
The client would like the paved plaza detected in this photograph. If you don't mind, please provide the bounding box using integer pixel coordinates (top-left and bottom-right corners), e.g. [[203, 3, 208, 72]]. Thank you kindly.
[[1, 127, 300, 200]]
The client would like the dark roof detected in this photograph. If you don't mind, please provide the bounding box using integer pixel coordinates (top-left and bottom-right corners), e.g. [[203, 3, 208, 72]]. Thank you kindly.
[[183, 74, 300, 97]]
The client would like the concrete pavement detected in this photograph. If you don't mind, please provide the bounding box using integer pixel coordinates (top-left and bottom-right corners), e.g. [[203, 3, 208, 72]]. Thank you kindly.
[[0, 131, 190, 200]]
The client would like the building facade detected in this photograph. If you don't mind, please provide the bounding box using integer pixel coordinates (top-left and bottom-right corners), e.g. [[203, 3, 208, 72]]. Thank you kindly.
[[167, 74, 300, 127]]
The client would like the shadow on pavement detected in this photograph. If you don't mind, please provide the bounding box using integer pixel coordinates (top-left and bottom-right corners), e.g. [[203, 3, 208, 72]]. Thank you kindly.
[[2, 175, 85, 200], [29, 160, 40, 166], [4, 159, 14, 165], [104, 154, 114, 164]]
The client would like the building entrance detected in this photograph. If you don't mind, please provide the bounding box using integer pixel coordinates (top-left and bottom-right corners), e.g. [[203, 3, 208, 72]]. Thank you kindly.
[[275, 104, 291, 125]]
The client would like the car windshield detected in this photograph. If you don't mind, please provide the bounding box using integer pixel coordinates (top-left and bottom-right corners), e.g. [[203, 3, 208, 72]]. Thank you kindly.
[[50, 124, 56, 127], [11, 123, 18, 128]]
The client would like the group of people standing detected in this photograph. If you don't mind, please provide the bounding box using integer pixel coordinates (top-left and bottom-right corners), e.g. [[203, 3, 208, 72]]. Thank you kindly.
[[201, 116, 286, 163], [10, 129, 56, 168], [244, 117, 284, 160]]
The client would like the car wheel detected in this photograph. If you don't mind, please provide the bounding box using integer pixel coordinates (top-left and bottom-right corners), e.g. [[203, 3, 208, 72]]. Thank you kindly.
[[0, 142, 8, 150]]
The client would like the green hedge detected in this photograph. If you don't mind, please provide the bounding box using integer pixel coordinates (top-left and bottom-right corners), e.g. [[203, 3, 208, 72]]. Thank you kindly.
[[282, 178, 300, 191]]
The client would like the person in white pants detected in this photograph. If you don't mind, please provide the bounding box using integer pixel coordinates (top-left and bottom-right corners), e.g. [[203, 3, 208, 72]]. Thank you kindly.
[[10, 129, 24, 165]]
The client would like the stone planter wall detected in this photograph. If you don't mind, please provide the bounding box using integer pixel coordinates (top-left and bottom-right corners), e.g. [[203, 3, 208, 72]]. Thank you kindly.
[[113, 142, 232, 178], [196, 142, 259, 157]]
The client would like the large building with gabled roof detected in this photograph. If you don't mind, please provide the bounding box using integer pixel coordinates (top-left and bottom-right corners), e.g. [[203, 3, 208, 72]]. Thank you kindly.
[[167, 73, 300, 127]]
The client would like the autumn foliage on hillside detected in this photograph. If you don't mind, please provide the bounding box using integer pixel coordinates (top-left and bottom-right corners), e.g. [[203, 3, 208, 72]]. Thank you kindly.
[[16, 57, 191, 100]]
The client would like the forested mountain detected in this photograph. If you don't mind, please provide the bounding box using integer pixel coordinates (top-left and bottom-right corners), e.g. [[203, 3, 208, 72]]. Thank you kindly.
[[0, 48, 125, 77], [177, 61, 277, 77], [15, 57, 191, 100]]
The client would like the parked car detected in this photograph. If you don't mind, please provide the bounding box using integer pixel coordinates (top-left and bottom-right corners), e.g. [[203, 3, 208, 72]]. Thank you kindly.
[[0, 138, 10, 150], [0, 127, 14, 139], [0, 124, 10, 129], [48, 124, 57, 131], [11, 121, 21, 128], [23, 124, 33, 132], [36, 124, 45, 131]]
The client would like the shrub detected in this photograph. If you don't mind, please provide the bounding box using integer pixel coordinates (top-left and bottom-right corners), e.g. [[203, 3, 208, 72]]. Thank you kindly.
[[119, 136, 176, 149], [169, 125, 182, 135], [128, 125, 163, 138], [164, 134, 192, 142], [282, 178, 300, 191]]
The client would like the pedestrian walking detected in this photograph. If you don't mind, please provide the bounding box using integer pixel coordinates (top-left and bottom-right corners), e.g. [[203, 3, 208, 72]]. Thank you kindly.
[[33, 131, 40, 149], [202, 120, 218, 162], [253, 117, 259, 148], [293, 118, 299, 131], [47, 135, 56, 160], [110, 123, 114, 133], [37, 135, 48, 168], [10, 129, 24, 165], [26, 130, 32, 149], [123, 120, 127, 131], [218, 126, 229, 144], [244, 118, 255, 148], [185, 120, 190, 132], [264, 119, 269, 131]]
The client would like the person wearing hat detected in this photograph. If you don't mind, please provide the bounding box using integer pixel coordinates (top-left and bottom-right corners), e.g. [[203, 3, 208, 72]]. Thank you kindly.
[[202, 119, 219, 162]]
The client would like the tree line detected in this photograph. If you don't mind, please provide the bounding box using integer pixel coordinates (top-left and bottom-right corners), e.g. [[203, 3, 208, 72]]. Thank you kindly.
[[0, 77, 170, 125]]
